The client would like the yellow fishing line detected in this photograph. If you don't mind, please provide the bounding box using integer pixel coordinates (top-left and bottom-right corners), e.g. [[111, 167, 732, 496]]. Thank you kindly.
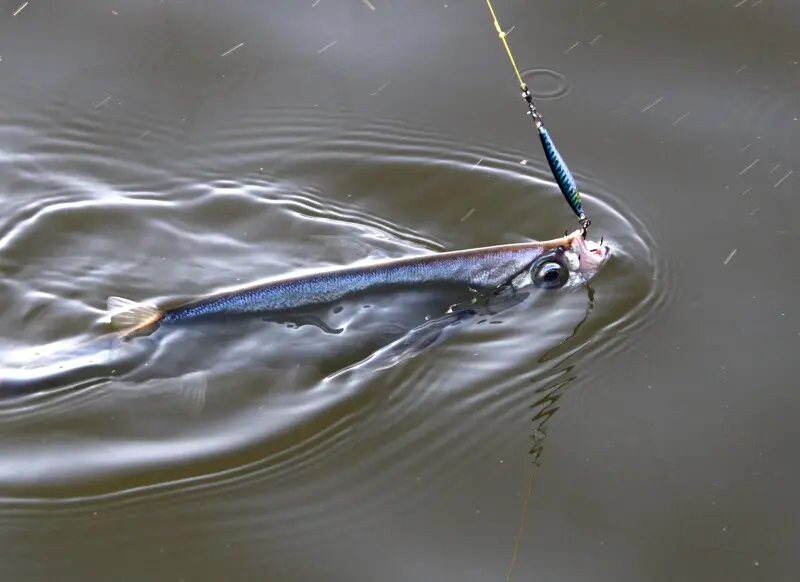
[[484, 0, 526, 89], [506, 461, 537, 581]]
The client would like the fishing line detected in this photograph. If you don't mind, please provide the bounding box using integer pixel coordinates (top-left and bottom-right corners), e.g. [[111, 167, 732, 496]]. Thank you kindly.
[[506, 459, 537, 581], [483, 0, 591, 238]]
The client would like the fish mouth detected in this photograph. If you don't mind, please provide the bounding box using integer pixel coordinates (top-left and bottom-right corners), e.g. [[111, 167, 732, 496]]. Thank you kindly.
[[582, 237, 611, 266], [564, 230, 612, 284]]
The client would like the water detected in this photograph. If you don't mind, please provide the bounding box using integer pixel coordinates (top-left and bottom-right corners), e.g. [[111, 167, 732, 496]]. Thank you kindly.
[[0, 0, 797, 580]]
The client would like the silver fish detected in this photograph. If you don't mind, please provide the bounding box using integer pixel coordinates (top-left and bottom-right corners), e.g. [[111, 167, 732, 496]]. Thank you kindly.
[[107, 229, 611, 338]]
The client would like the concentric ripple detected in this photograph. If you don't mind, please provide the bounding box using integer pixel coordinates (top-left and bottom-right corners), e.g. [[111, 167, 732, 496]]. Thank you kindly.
[[520, 67, 572, 100], [0, 77, 670, 521]]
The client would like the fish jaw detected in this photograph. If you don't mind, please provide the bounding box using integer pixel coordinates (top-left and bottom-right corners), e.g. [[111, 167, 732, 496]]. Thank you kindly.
[[572, 234, 611, 283], [565, 230, 611, 285]]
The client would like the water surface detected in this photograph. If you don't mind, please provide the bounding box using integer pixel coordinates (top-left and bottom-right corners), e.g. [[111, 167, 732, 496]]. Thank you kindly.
[[0, 0, 797, 580]]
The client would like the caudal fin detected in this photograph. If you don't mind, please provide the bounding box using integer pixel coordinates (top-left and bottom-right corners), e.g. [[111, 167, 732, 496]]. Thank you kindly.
[[107, 296, 162, 335]]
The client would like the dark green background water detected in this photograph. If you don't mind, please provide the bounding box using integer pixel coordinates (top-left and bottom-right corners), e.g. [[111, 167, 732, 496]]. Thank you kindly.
[[0, 0, 797, 580]]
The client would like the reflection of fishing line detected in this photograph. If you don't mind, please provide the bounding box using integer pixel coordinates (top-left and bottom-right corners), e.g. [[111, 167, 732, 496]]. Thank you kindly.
[[506, 370, 575, 582], [504, 285, 594, 582]]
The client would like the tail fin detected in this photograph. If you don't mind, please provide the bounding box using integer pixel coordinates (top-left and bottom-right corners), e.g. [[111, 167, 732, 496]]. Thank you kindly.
[[107, 296, 162, 336]]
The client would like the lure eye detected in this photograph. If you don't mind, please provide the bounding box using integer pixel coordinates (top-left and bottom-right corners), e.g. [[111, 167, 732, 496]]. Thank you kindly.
[[533, 260, 569, 289]]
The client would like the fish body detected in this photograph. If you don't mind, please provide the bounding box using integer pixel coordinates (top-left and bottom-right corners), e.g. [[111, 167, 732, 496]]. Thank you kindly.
[[108, 230, 610, 338]]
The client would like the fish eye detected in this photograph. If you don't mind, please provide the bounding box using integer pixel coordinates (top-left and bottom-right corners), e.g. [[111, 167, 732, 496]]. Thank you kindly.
[[533, 258, 569, 289]]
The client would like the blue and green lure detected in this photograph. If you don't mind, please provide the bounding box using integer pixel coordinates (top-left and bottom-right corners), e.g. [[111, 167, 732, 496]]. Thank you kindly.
[[484, 0, 590, 237]]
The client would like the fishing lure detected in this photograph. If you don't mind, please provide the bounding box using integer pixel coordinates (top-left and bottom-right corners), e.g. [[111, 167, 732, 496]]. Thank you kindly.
[[484, 0, 591, 236]]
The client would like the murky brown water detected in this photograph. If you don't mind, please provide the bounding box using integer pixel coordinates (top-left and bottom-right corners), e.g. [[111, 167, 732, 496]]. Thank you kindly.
[[1, 0, 797, 580]]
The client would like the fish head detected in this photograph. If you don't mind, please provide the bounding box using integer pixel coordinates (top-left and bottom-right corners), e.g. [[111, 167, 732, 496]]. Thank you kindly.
[[530, 230, 611, 290]]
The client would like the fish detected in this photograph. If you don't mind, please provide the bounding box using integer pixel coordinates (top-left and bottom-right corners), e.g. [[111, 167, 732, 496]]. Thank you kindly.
[[107, 229, 611, 339]]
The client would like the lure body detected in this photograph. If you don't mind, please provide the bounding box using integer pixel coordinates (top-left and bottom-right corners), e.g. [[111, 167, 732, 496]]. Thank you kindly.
[[108, 230, 610, 338], [538, 125, 585, 220]]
